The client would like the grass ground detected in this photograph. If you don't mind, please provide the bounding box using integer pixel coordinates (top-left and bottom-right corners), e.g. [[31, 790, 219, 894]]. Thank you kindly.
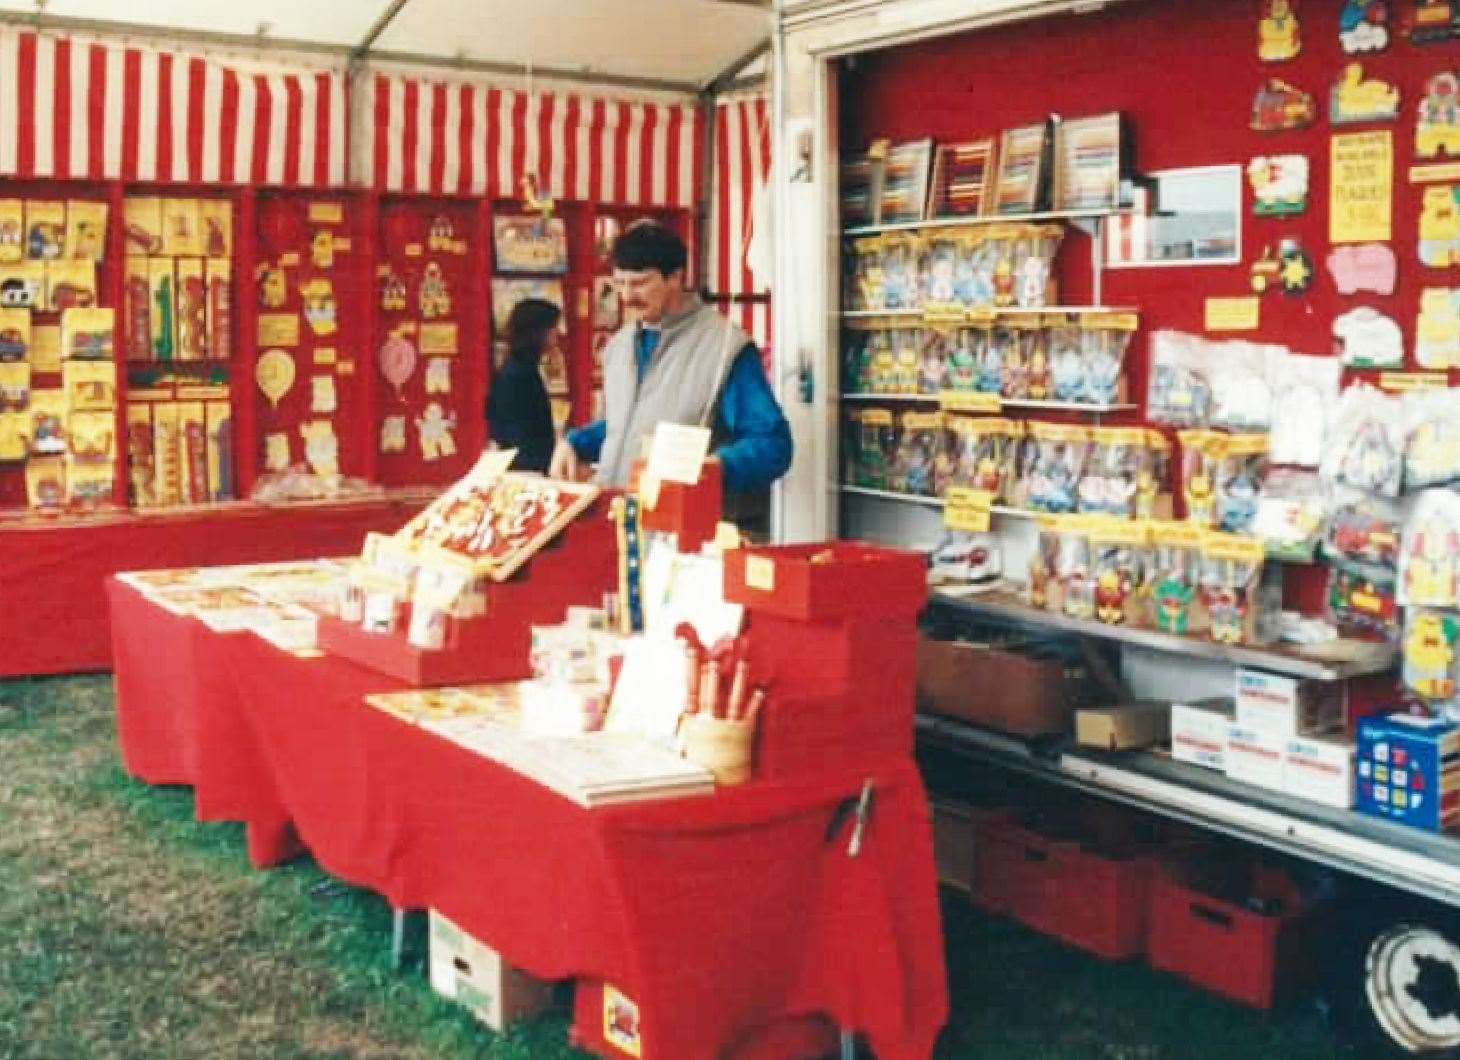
[[0, 674, 1366, 1059]]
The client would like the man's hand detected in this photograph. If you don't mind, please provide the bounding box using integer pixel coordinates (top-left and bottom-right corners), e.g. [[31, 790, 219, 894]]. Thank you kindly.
[[548, 438, 581, 481]]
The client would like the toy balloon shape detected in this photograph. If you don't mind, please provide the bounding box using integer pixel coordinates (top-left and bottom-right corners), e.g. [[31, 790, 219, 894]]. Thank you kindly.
[[379, 332, 418, 398], [255, 348, 296, 408]]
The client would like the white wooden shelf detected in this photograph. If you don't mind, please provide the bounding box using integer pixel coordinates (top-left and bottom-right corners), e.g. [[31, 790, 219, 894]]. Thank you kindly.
[[843, 207, 1130, 237], [839, 393, 1137, 415]]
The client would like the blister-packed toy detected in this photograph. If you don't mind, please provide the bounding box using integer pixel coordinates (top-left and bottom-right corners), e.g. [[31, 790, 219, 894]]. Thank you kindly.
[[1023, 422, 1089, 513], [1198, 532, 1268, 645], [880, 233, 922, 312], [999, 324, 1031, 399], [865, 328, 898, 394], [894, 411, 943, 496], [848, 237, 884, 312], [1027, 514, 1062, 610], [1252, 467, 1328, 561], [1055, 516, 1095, 619], [1209, 341, 1280, 432], [1079, 426, 1144, 517], [974, 318, 1007, 394], [951, 416, 1018, 500], [1327, 563, 1399, 642], [1049, 318, 1086, 401], [1090, 517, 1148, 625], [956, 231, 998, 307], [1402, 388, 1460, 491], [1148, 520, 1205, 634], [921, 232, 963, 310], [946, 326, 980, 391], [1324, 491, 1403, 575], [841, 325, 874, 393], [1322, 383, 1404, 497], [854, 408, 896, 489], [1400, 489, 1460, 609], [1082, 315, 1135, 406], [1148, 330, 1213, 426], [1269, 352, 1340, 468], [1013, 225, 1064, 309], [1214, 433, 1268, 535], [1178, 429, 1222, 528], [918, 327, 952, 394], [1136, 429, 1172, 520]]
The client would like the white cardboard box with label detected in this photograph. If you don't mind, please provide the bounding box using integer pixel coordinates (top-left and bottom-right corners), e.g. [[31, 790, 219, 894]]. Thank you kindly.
[[1234, 669, 1343, 738], [1171, 698, 1234, 772], [1225, 722, 1287, 791], [1284, 734, 1356, 809], [429, 910, 554, 1031]]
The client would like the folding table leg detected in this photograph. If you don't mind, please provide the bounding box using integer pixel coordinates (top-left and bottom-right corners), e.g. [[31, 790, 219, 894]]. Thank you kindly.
[[840, 1029, 854, 1060], [391, 907, 405, 971]]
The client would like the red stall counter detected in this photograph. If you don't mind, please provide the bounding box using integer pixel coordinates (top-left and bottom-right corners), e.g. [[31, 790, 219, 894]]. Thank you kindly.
[[3, 493, 429, 678]]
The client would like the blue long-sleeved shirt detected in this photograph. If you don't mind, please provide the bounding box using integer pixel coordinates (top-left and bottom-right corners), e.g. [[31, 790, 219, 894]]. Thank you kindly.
[[567, 331, 792, 493]]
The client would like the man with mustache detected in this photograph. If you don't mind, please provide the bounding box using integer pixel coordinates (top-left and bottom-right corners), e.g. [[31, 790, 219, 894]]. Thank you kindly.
[[549, 221, 792, 528]]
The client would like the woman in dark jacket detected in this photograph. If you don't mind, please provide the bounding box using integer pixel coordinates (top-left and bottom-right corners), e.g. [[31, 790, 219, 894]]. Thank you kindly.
[[487, 298, 560, 472]]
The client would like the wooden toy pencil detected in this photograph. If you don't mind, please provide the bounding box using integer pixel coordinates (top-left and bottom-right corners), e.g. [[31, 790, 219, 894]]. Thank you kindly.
[[745, 688, 766, 721], [726, 658, 750, 720], [682, 641, 702, 714]]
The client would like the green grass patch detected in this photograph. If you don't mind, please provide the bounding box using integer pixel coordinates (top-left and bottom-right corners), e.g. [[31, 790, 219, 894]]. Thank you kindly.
[[0, 675, 1365, 1059]]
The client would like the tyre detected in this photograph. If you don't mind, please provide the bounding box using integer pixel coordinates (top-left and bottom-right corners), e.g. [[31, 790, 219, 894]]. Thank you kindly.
[[1365, 923, 1460, 1056]]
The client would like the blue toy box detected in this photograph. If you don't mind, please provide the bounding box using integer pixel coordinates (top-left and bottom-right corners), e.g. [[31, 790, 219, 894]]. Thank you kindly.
[[1356, 714, 1460, 833]]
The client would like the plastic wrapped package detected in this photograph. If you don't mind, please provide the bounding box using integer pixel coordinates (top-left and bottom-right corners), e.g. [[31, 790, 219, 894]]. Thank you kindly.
[[1209, 341, 1280, 432], [880, 233, 923, 312], [841, 325, 874, 393], [1327, 563, 1399, 642], [1082, 314, 1137, 406], [854, 407, 895, 489], [864, 328, 897, 394], [1137, 430, 1173, 520], [1148, 520, 1205, 634], [1213, 434, 1268, 535], [1023, 422, 1089, 513], [918, 327, 952, 394], [956, 231, 998, 307], [1403, 388, 1460, 491], [1252, 468, 1328, 561], [1049, 318, 1086, 401], [1090, 517, 1148, 625], [894, 411, 944, 496], [999, 323, 1032, 399], [848, 237, 883, 312], [945, 325, 981, 391], [1321, 383, 1405, 497], [1177, 429, 1222, 528], [1197, 532, 1268, 646], [1078, 426, 1145, 517], [950, 416, 1018, 500], [891, 326, 922, 394], [841, 409, 861, 486], [1269, 352, 1340, 468], [1013, 225, 1064, 309], [975, 319, 1009, 394], [1148, 330, 1213, 426], [1055, 516, 1095, 619], [984, 225, 1019, 307], [1324, 490, 1403, 575], [1400, 489, 1460, 609], [1027, 514, 1062, 609], [1024, 323, 1053, 400], [921, 232, 962, 310], [932, 418, 958, 498]]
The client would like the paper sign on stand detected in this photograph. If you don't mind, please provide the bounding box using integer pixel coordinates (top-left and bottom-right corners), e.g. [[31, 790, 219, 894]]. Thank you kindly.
[[641, 422, 712, 508], [604, 635, 692, 748], [641, 539, 746, 647]]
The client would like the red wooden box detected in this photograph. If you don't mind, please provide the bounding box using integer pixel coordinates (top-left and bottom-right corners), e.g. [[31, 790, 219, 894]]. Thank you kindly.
[[1145, 861, 1316, 1008], [756, 689, 914, 780], [629, 459, 723, 555], [723, 542, 927, 623], [745, 614, 918, 698], [316, 608, 533, 687], [972, 816, 1153, 960]]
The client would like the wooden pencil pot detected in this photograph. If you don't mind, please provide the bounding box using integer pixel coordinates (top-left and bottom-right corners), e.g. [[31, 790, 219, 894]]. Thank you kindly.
[[680, 714, 756, 786]]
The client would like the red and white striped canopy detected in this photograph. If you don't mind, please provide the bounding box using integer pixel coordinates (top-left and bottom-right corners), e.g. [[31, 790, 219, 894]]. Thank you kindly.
[[0, 26, 348, 186], [707, 91, 772, 359], [359, 72, 702, 207]]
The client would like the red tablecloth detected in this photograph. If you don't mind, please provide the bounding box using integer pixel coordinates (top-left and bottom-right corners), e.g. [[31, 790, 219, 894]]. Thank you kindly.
[[4, 497, 428, 678], [107, 582, 948, 1060]]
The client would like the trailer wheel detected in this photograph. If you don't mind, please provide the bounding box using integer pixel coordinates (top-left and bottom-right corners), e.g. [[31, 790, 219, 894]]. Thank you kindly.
[[1365, 923, 1460, 1056]]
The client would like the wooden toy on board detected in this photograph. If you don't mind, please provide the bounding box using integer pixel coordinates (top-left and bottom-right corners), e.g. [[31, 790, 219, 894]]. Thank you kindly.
[[1419, 185, 1460, 267], [1416, 72, 1460, 158], [1327, 243, 1397, 295], [1258, 0, 1301, 62], [1340, 1, 1389, 54], [1246, 154, 1308, 216], [1329, 63, 1399, 124], [1251, 79, 1316, 131]]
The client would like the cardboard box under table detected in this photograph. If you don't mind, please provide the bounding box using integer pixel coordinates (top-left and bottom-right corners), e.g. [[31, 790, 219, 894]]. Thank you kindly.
[[429, 910, 554, 1031]]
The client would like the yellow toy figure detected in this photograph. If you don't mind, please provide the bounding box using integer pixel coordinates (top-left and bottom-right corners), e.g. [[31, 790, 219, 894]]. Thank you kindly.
[[1416, 288, 1460, 369], [1330, 63, 1399, 125], [1095, 568, 1127, 624], [1259, 0, 1301, 62], [419, 262, 451, 319], [1404, 612, 1458, 700], [1417, 73, 1460, 159], [259, 266, 288, 309], [299, 420, 339, 477], [416, 402, 457, 462], [1418, 186, 1460, 268], [311, 229, 335, 270], [299, 278, 338, 337]]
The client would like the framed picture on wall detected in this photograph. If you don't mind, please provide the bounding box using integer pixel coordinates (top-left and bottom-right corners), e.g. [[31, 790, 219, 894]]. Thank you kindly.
[[1054, 112, 1127, 212], [493, 215, 569, 274], [930, 139, 998, 218], [992, 122, 1051, 216]]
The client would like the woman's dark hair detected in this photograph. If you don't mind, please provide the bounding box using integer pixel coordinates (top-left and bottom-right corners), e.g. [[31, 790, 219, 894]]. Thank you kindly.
[[610, 220, 687, 278], [505, 298, 562, 363]]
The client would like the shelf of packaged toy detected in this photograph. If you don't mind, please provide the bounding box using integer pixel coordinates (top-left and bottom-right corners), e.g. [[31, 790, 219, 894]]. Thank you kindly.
[[916, 713, 1460, 907], [842, 208, 1131, 238], [838, 483, 1034, 520], [928, 588, 1396, 681], [840, 305, 1138, 320], [840, 392, 1139, 415]]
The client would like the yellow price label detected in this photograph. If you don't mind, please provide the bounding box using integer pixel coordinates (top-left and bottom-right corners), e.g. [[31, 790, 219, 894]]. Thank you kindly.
[[939, 390, 1001, 414], [944, 487, 994, 533], [744, 555, 775, 591]]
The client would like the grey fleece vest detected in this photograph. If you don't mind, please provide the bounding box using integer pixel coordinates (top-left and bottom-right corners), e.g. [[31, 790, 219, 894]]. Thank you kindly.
[[596, 294, 749, 487]]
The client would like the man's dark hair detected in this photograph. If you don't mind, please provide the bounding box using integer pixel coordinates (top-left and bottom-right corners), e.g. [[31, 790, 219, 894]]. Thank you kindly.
[[505, 297, 561, 363], [611, 220, 687, 278]]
